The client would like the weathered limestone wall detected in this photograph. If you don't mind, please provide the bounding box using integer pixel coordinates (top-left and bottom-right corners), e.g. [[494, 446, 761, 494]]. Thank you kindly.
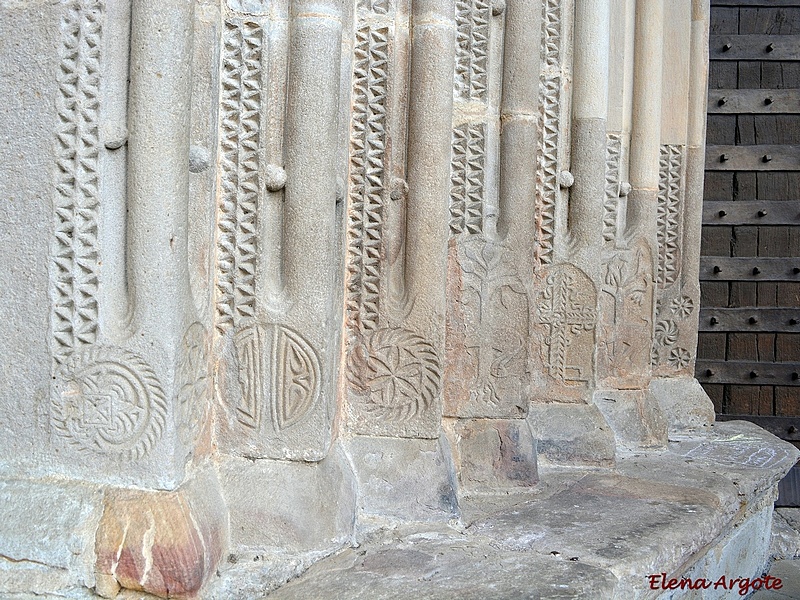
[[0, 0, 782, 598]]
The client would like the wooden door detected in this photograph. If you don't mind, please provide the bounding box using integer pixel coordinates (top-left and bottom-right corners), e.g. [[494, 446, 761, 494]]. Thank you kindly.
[[698, 0, 800, 504]]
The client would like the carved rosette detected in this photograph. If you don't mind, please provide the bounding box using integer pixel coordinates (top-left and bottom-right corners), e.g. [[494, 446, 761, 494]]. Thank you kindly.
[[51, 347, 167, 459], [652, 295, 696, 370], [347, 328, 441, 424], [652, 144, 696, 374]]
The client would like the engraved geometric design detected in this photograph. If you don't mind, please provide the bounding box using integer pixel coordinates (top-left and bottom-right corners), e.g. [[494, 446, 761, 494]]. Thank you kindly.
[[536, 265, 596, 383], [652, 293, 695, 368], [536, 75, 560, 265], [233, 324, 320, 432], [603, 133, 622, 244], [358, 0, 389, 14], [535, 0, 563, 265], [536, 76, 561, 264], [51, 347, 166, 459], [450, 123, 486, 235], [346, 25, 389, 333], [216, 20, 263, 333], [347, 328, 441, 422], [176, 322, 209, 443], [50, 0, 104, 365], [454, 0, 489, 101], [657, 144, 684, 287], [541, 0, 562, 70]]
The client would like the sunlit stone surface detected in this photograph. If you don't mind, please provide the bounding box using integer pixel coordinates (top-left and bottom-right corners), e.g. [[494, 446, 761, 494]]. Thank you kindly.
[[0, 0, 796, 598]]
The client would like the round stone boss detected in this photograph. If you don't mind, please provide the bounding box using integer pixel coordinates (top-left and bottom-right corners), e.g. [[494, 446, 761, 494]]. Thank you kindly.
[[51, 347, 166, 459]]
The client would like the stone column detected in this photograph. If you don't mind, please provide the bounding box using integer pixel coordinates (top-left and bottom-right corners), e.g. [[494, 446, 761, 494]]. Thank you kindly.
[[343, 0, 459, 526], [442, 0, 540, 494], [527, 0, 616, 467], [44, 0, 207, 489], [590, 0, 669, 449], [214, 0, 343, 460], [568, 0, 609, 259], [650, 0, 716, 430], [211, 0, 357, 570]]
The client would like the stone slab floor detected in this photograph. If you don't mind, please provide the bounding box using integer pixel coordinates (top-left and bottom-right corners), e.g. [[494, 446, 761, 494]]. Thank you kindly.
[[754, 509, 800, 600], [213, 421, 799, 600], [1, 423, 797, 599]]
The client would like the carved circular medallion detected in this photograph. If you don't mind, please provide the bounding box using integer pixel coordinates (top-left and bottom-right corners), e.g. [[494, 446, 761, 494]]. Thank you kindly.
[[347, 327, 441, 421], [52, 347, 166, 459], [232, 324, 320, 431]]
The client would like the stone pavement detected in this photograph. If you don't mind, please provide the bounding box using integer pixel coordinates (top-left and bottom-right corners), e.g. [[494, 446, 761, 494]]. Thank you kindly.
[[755, 508, 800, 600], [203, 422, 799, 599]]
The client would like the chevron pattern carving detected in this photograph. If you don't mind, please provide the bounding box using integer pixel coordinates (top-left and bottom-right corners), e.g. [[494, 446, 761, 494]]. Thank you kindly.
[[449, 123, 486, 236], [657, 144, 683, 287], [50, 0, 104, 365], [454, 0, 489, 101], [216, 20, 263, 333], [346, 25, 389, 333], [603, 134, 622, 245]]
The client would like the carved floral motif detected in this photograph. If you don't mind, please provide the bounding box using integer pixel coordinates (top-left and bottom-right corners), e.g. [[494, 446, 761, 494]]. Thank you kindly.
[[598, 246, 654, 381], [348, 328, 441, 422], [456, 239, 529, 405], [652, 295, 695, 369]]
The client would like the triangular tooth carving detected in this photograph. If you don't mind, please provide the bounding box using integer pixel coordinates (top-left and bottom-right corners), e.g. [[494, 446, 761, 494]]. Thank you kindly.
[[49, 0, 104, 364], [345, 24, 389, 334], [216, 19, 264, 333]]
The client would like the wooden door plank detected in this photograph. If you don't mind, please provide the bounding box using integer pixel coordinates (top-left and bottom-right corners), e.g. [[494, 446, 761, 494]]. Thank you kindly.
[[710, 35, 800, 60], [703, 201, 800, 224], [708, 89, 800, 113], [705, 144, 800, 170]]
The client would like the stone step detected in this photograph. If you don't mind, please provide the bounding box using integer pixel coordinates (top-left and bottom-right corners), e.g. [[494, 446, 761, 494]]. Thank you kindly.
[[204, 421, 799, 600]]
